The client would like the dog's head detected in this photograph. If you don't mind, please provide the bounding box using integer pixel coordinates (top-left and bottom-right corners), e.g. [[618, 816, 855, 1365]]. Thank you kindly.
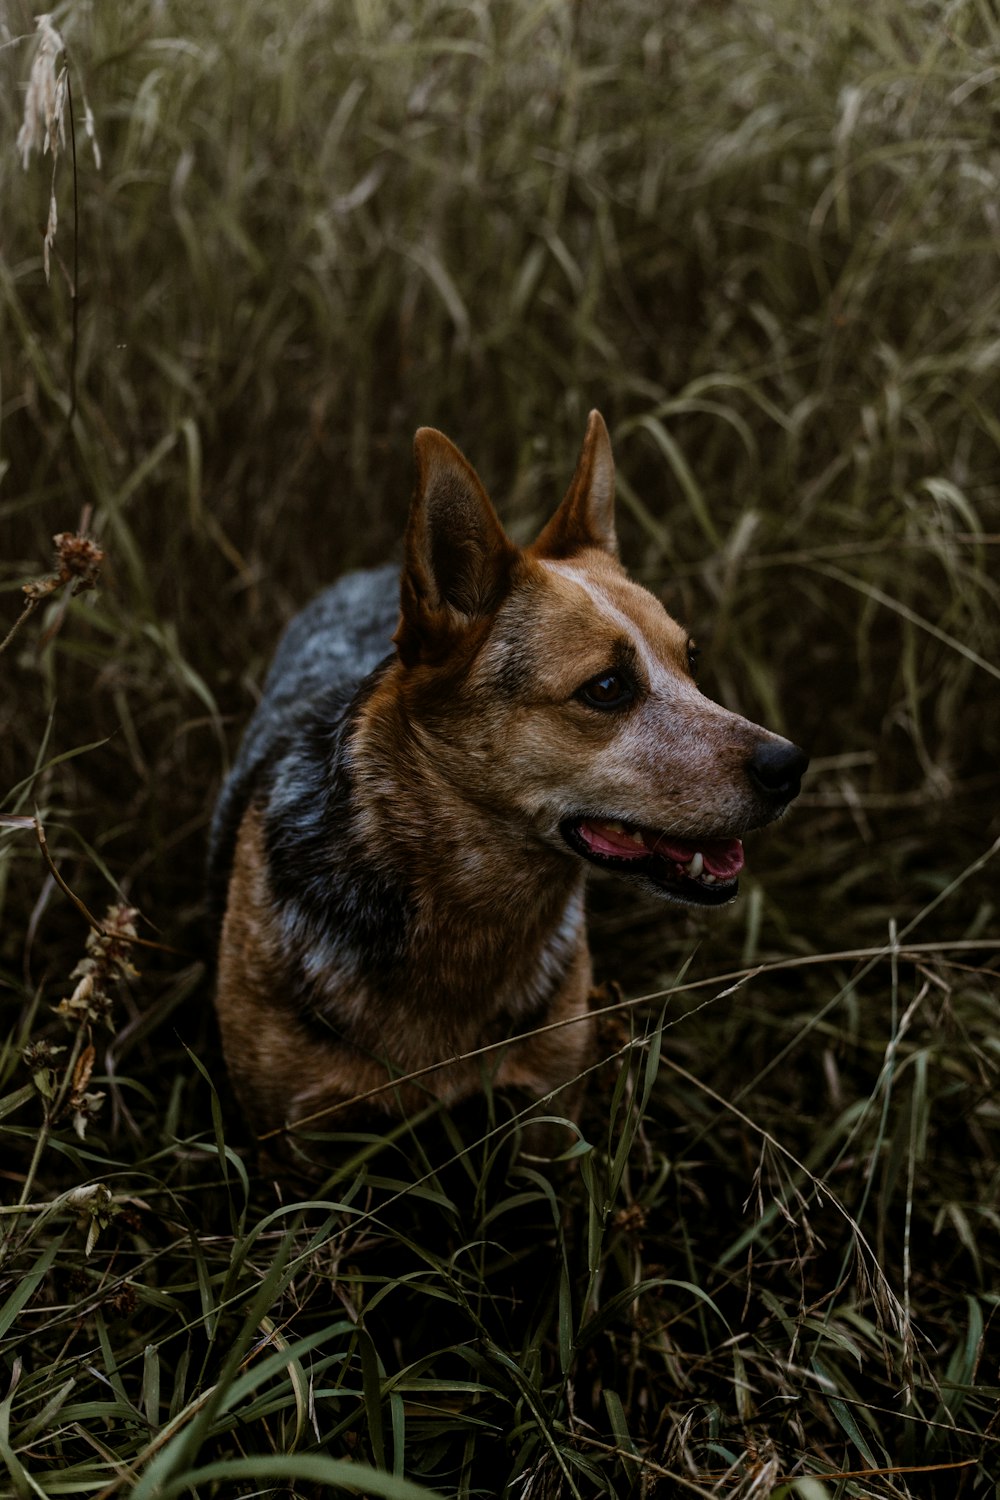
[[392, 412, 807, 907]]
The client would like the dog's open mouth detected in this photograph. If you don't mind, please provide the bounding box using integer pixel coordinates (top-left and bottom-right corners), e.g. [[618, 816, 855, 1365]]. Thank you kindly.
[[561, 816, 745, 906]]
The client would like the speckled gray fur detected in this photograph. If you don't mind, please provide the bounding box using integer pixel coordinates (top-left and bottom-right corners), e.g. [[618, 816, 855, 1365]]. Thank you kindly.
[[207, 563, 400, 921]]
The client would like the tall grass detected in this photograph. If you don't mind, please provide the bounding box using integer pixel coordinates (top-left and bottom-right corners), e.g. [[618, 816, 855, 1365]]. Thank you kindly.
[[2, 0, 999, 1494]]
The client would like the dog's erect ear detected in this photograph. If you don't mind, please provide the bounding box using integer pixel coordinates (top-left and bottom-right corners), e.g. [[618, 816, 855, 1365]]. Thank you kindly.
[[395, 428, 518, 666], [531, 410, 617, 559]]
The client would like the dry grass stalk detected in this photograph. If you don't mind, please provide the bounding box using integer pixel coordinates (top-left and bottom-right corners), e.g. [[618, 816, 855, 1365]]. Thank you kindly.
[[16, 14, 67, 281]]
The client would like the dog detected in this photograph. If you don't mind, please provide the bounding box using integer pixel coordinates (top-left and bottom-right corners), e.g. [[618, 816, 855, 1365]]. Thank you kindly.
[[208, 412, 807, 1158]]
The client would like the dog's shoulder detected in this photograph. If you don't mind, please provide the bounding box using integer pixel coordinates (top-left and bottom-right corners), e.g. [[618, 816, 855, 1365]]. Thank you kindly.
[[206, 564, 400, 917], [260, 563, 400, 711]]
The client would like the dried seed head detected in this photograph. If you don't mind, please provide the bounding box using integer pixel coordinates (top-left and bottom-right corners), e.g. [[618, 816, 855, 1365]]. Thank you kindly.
[[53, 530, 105, 593], [70, 1041, 96, 1102], [72, 1089, 107, 1141], [66, 1182, 117, 1254], [82, 904, 140, 980], [108, 1283, 138, 1319], [56, 972, 114, 1029], [58, 905, 140, 1031], [22, 574, 62, 603], [17, 15, 68, 282], [21, 529, 105, 603], [22, 1039, 66, 1069], [22, 1038, 66, 1099], [613, 1203, 647, 1236], [16, 15, 67, 171]]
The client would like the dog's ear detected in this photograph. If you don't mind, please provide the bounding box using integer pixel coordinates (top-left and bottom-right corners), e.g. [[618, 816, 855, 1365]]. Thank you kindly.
[[395, 428, 518, 666], [532, 410, 617, 559]]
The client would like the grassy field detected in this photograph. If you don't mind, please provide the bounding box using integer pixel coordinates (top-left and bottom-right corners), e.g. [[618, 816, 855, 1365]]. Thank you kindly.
[[2, 0, 1000, 1494]]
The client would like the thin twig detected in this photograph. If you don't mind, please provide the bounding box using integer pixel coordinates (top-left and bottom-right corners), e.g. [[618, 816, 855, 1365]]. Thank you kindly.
[[263, 935, 1000, 1139], [0, 598, 41, 658], [779, 1457, 980, 1481], [32, 815, 191, 957], [34, 815, 103, 930], [65, 69, 79, 427]]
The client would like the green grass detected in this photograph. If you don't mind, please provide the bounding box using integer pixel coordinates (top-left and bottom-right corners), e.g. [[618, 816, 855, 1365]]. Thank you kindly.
[[2, 0, 1000, 1494]]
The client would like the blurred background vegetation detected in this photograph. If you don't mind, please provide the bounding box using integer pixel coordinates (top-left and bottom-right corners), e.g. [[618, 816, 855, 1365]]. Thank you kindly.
[[1, 0, 999, 1495]]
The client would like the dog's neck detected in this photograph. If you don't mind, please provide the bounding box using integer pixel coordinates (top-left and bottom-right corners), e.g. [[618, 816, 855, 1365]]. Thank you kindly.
[[341, 685, 588, 1019]]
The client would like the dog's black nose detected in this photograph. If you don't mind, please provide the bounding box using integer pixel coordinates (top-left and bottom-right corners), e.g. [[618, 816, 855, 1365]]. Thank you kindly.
[[747, 739, 809, 802]]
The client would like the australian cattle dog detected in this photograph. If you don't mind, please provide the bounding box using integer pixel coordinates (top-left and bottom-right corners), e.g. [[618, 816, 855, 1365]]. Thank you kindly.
[[209, 413, 807, 1158]]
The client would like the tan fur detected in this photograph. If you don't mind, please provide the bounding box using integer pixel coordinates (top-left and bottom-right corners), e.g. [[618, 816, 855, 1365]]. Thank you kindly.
[[215, 412, 804, 1163], [216, 803, 594, 1142]]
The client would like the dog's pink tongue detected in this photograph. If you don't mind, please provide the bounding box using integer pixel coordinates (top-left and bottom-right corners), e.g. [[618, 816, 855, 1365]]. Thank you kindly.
[[649, 834, 745, 878], [579, 822, 745, 877], [579, 820, 648, 859]]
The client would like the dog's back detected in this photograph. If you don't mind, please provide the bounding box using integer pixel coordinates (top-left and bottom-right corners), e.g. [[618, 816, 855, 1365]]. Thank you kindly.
[[207, 563, 398, 916]]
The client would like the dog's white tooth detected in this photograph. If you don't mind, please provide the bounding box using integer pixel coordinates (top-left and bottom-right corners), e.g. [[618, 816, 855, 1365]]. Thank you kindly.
[[687, 851, 704, 879], [701, 873, 716, 885]]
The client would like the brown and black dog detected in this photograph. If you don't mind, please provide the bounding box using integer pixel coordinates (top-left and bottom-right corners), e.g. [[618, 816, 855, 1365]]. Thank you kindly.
[[208, 413, 806, 1156]]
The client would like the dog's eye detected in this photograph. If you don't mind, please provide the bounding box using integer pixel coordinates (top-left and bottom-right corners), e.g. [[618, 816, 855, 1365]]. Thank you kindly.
[[687, 641, 701, 678], [578, 671, 634, 711]]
